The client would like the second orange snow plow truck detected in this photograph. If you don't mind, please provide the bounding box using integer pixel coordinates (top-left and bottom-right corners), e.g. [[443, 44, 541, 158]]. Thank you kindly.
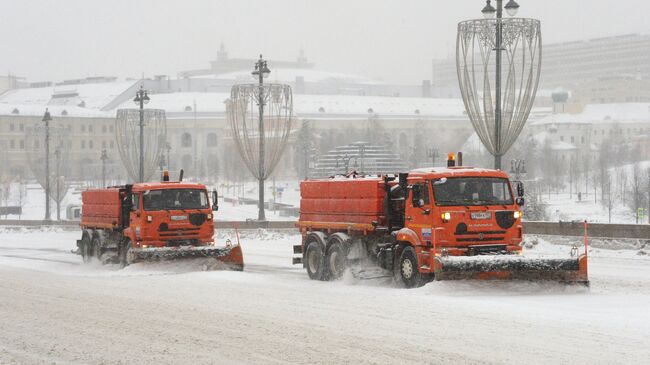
[[293, 155, 588, 288], [77, 173, 243, 270]]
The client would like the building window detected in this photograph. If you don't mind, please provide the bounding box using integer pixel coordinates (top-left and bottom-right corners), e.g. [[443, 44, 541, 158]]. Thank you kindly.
[[560, 136, 564, 142], [9, 123, 14, 132], [181, 133, 192, 148], [206, 133, 218, 147], [109, 125, 114, 133], [89, 125, 93, 133], [110, 141, 114, 149], [81, 140, 86, 149], [581, 136, 585, 144], [10, 140, 15, 149], [19, 124, 24, 132], [89, 140, 94, 149], [81, 125, 86, 132], [570, 136, 575, 143], [102, 125, 107, 133], [19, 140, 24, 149]]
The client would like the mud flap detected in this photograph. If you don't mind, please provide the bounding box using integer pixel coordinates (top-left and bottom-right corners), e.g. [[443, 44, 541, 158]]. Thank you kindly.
[[433, 254, 589, 285], [129, 245, 244, 271]]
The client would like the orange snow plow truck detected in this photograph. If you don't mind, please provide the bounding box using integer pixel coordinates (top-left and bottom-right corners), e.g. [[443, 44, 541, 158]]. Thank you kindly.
[[293, 155, 588, 288], [76, 173, 243, 270]]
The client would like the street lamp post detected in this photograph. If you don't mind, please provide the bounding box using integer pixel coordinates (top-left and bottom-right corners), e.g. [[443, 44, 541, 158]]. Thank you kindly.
[[302, 144, 314, 180], [42, 109, 52, 221], [133, 85, 150, 182], [458, 0, 538, 172], [193, 100, 198, 179], [100, 149, 108, 188], [54, 147, 61, 220], [481, 0, 520, 169], [165, 141, 172, 171], [427, 147, 439, 167], [509, 158, 526, 181], [251, 55, 271, 221]]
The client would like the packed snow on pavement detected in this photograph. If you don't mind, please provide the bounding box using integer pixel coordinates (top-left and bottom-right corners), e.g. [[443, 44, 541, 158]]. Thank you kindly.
[[0, 227, 649, 364]]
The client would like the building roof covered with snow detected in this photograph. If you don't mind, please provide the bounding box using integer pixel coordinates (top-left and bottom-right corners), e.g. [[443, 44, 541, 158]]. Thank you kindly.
[[0, 79, 139, 113], [203, 68, 384, 86], [532, 102, 650, 126], [114, 91, 467, 120]]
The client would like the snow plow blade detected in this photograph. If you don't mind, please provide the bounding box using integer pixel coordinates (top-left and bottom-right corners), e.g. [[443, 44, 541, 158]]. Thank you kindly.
[[128, 244, 244, 271], [433, 254, 588, 285]]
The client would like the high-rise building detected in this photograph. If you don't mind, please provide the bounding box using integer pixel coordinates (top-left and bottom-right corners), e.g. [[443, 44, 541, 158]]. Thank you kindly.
[[432, 33, 650, 95]]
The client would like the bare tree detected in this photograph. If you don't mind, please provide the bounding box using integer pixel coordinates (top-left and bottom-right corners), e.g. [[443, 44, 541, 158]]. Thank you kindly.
[[582, 149, 592, 201], [540, 140, 557, 198], [293, 120, 318, 179], [568, 155, 578, 199], [647, 167, 650, 225], [629, 163, 644, 223], [17, 179, 27, 220], [597, 140, 612, 202], [0, 176, 11, 219], [603, 172, 614, 223]]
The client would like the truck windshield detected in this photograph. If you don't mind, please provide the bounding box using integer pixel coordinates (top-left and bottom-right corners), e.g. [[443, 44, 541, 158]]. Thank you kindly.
[[432, 177, 513, 206], [142, 189, 209, 211]]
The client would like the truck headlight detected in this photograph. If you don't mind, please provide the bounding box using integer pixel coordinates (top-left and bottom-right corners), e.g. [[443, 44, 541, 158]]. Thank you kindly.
[[513, 211, 522, 219], [441, 212, 451, 222], [207, 213, 212, 220]]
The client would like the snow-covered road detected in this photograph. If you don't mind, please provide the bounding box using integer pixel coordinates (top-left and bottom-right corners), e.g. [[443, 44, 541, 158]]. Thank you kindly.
[[0, 228, 649, 364]]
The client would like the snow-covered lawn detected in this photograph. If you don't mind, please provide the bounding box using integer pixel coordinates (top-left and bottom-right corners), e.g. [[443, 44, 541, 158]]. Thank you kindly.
[[0, 227, 649, 364]]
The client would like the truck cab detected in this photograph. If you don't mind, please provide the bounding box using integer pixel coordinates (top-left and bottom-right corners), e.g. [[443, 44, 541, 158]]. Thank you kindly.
[[125, 182, 216, 249], [401, 167, 523, 257]]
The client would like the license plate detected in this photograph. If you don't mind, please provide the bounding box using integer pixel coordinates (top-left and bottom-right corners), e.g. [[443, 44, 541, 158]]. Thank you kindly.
[[471, 212, 491, 220], [171, 215, 187, 221]]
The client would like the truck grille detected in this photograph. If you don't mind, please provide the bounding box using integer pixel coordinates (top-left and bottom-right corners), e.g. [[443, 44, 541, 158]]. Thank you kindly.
[[158, 227, 201, 244], [457, 236, 505, 242]]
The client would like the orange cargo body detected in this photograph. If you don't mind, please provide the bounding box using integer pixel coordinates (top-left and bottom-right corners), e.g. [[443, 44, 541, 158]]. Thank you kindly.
[[299, 178, 385, 226], [80, 188, 122, 229]]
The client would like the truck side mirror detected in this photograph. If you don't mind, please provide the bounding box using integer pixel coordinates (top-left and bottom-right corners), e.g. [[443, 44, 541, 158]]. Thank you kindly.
[[516, 181, 524, 197], [212, 189, 219, 211]]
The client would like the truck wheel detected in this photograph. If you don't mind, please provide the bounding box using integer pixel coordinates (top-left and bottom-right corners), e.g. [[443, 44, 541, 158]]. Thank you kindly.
[[92, 237, 102, 263], [80, 235, 92, 264], [397, 246, 424, 288], [304, 239, 326, 281], [326, 240, 348, 280], [119, 240, 132, 269]]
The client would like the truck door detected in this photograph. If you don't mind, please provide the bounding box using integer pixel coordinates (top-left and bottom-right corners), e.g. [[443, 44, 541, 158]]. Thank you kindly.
[[130, 193, 141, 226], [409, 182, 432, 245]]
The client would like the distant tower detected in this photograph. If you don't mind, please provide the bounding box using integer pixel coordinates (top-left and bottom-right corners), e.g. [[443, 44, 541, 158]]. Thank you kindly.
[[297, 48, 308, 66], [217, 42, 228, 61]]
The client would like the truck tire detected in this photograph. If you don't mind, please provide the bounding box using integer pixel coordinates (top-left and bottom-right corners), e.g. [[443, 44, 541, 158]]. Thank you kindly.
[[397, 246, 424, 288], [92, 236, 102, 262], [80, 235, 92, 264], [304, 239, 326, 281], [119, 239, 132, 269], [326, 238, 348, 280]]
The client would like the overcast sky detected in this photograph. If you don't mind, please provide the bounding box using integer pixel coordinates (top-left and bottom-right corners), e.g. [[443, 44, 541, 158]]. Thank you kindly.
[[1, 0, 649, 84]]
